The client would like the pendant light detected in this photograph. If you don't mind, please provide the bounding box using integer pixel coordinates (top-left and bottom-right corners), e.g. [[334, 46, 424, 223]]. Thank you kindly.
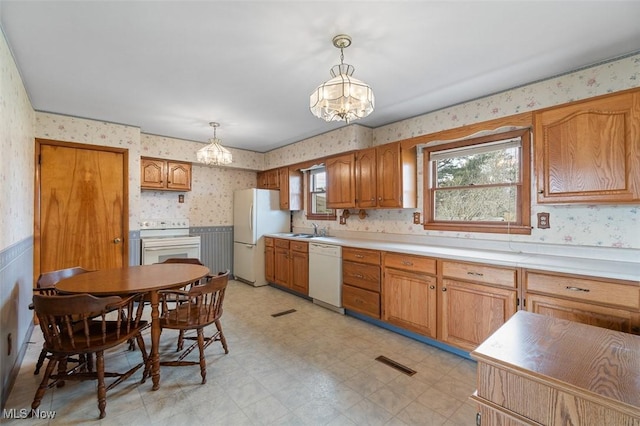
[[197, 122, 232, 166], [309, 34, 375, 123]]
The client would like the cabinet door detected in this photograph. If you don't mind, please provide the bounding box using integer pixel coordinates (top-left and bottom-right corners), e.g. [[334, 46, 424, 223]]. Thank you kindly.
[[376, 143, 403, 207], [383, 268, 437, 338], [290, 250, 308, 295], [167, 161, 191, 191], [355, 148, 377, 208], [326, 153, 356, 209], [141, 158, 166, 189], [274, 247, 290, 287], [267, 169, 280, 189], [440, 279, 517, 351], [534, 90, 640, 203], [257, 171, 269, 189], [526, 293, 639, 334], [278, 167, 303, 211], [265, 245, 275, 283]]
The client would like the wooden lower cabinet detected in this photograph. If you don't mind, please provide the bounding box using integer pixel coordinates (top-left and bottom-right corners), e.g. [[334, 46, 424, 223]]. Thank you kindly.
[[290, 241, 308, 295], [439, 260, 518, 351], [524, 269, 640, 335], [342, 247, 381, 318], [273, 239, 290, 287], [383, 252, 438, 338], [265, 237, 275, 283]]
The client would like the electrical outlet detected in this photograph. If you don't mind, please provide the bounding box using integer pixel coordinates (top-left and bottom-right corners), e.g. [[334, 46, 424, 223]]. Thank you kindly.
[[537, 212, 550, 229], [413, 212, 421, 224]]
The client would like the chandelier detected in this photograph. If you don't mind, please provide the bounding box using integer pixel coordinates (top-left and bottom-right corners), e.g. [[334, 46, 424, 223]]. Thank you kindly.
[[197, 122, 232, 166], [309, 34, 374, 123]]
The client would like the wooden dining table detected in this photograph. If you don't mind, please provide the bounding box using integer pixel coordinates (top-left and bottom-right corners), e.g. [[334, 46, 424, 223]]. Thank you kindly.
[[55, 263, 210, 391]]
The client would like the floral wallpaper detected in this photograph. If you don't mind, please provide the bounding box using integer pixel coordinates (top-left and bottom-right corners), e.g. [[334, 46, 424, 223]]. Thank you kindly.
[[290, 53, 640, 249], [141, 133, 257, 226], [0, 28, 34, 250]]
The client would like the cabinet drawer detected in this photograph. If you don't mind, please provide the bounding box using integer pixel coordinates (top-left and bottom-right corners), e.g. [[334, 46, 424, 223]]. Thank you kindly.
[[275, 239, 290, 249], [525, 271, 640, 310], [343, 247, 381, 265], [343, 261, 380, 292], [442, 261, 516, 288], [265, 237, 274, 247], [384, 252, 436, 274], [290, 241, 308, 253], [343, 284, 380, 318]]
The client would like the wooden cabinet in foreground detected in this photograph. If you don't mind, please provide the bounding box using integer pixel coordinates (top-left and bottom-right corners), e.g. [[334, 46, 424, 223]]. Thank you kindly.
[[524, 269, 640, 335], [534, 88, 640, 203], [264, 237, 275, 283], [269, 238, 308, 295], [342, 247, 381, 318], [141, 157, 191, 191], [382, 252, 437, 338], [471, 311, 640, 425], [439, 260, 518, 351]]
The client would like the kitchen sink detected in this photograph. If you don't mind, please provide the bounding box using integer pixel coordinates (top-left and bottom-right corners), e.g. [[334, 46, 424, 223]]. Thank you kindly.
[[291, 233, 315, 238]]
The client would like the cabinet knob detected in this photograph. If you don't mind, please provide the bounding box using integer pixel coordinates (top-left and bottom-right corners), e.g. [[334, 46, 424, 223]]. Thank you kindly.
[[442, 287, 447, 292], [429, 285, 435, 290], [537, 189, 544, 194], [113, 237, 121, 244]]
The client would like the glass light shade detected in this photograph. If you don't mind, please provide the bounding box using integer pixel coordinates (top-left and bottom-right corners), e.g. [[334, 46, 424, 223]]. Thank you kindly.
[[197, 138, 233, 165], [310, 64, 374, 123]]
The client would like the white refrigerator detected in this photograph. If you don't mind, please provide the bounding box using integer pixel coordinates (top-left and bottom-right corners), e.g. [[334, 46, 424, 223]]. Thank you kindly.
[[233, 188, 289, 286]]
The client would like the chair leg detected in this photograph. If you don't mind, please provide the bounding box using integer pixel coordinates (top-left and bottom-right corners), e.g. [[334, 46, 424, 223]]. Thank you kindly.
[[31, 356, 58, 412], [197, 328, 206, 384], [215, 320, 229, 354], [56, 358, 68, 388], [96, 351, 106, 419], [33, 348, 48, 375], [136, 333, 150, 384], [177, 330, 185, 351]]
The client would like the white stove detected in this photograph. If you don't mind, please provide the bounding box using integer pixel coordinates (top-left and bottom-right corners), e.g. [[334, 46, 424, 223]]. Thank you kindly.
[[139, 219, 201, 265]]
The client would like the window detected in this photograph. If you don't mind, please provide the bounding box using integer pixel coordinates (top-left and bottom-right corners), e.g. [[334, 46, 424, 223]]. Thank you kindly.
[[423, 128, 531, 234], [306, 167, 336, 220]]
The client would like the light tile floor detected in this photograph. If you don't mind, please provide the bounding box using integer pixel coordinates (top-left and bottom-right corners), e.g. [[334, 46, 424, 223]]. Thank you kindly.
[[4, 280, 478, 425]]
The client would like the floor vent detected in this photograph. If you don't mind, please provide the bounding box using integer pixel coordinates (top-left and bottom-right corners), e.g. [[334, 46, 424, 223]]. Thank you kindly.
[[375, 355, 417, 376], [271, 309, 297, 318]]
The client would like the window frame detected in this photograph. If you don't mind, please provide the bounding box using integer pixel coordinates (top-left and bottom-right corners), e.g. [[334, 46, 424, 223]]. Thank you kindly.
[[305, 166, 336, 221], [422, 128, 531, 235]]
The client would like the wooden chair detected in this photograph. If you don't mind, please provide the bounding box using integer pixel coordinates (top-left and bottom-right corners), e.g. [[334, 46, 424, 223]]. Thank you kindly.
[[153, 270, 229, 384], [32, 267, 93, 375], [31, 292, 149, 419]]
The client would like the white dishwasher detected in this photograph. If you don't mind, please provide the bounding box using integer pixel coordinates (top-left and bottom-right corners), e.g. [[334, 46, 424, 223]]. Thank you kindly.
[[308, 242, 343, 313]]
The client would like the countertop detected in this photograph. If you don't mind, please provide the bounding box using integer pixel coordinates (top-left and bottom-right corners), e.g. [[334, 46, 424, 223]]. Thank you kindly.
[[266, 233, 640, 282]]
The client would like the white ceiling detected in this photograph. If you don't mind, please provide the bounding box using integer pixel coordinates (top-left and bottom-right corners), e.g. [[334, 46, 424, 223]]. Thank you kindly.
[[2, 1, 640, 153]]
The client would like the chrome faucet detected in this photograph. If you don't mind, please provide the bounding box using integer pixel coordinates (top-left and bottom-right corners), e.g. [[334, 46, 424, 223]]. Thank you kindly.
[[311, 223, 318, 236]]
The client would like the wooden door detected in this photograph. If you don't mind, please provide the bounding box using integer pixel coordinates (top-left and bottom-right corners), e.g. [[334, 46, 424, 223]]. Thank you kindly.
[[36, 140, 128, 276], [439, 279, 516, 351], [264, 239, 275, 283], [326, 153, 356, 209], [383, 268, 437, 338], [355, 148, 377, 208], [274, 245, 290, 287]]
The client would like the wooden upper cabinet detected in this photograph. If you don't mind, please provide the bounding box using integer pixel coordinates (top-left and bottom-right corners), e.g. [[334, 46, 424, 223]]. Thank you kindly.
[[257, 169, 279, 189], [355, 148, 378, 208], [534, 89, 640, 203], [376, 143, 416, 208], [278, 167, 302, 211], [326, 152, 356, 209], [354, 143, 417, 209], [141, 157, 191, 191]]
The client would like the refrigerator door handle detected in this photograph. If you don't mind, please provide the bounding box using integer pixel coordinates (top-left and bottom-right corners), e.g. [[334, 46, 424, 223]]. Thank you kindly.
[[249, 203, 254, 233]]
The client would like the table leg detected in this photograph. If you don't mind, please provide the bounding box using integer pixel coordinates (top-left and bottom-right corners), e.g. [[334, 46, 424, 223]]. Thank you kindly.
[[149, 290, 161, 390]]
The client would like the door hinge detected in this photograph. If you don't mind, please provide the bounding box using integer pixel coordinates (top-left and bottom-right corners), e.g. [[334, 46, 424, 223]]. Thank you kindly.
[[476, 412, 481, 426], [38, 154, 42, 165]]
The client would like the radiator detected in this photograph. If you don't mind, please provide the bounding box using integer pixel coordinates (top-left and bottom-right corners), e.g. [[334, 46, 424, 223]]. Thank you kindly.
[[190, 226, 234, 275]]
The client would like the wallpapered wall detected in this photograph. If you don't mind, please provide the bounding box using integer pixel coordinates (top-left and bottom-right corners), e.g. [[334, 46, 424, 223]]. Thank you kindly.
[[280, 54, 640, 249]]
